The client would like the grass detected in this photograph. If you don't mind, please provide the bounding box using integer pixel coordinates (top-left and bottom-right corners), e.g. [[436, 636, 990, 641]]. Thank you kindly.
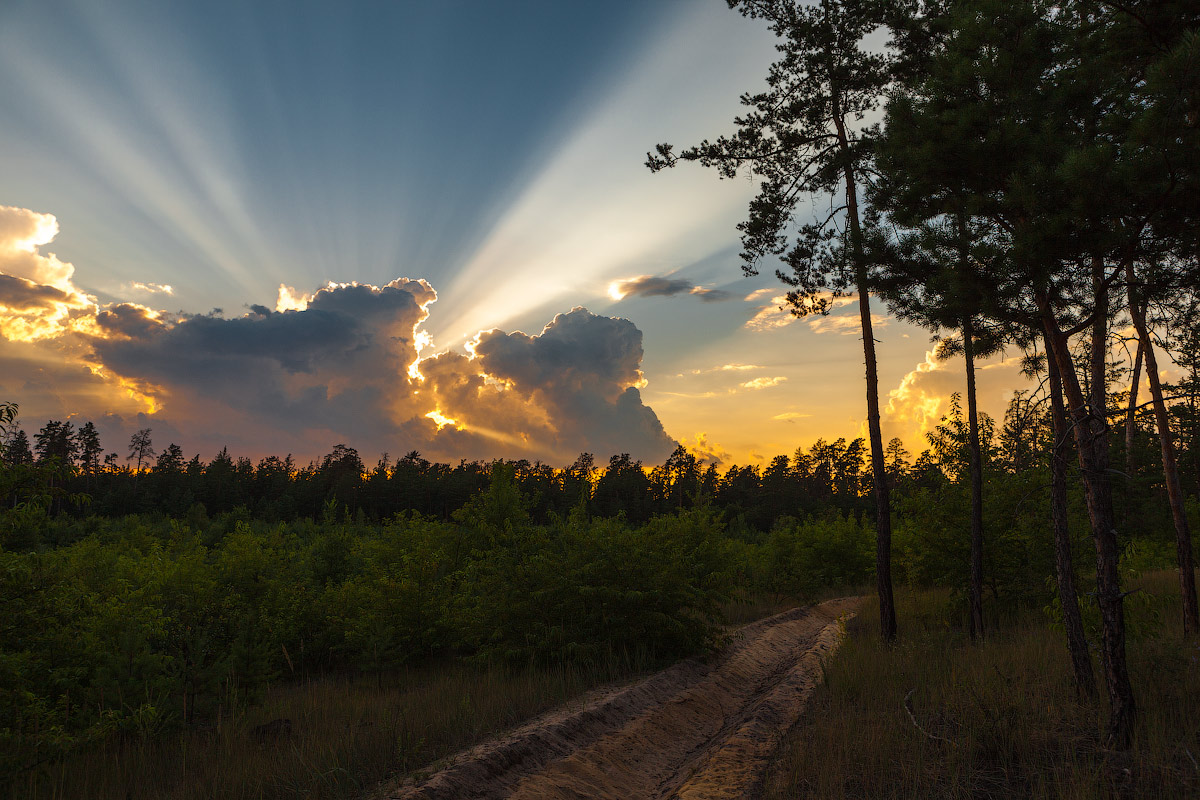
[[14, 657, 648, 800], [764, 569, 1200, 799]]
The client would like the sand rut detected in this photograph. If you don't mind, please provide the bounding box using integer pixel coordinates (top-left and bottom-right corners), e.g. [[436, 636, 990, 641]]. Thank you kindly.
[[389, 597, 857, 800]]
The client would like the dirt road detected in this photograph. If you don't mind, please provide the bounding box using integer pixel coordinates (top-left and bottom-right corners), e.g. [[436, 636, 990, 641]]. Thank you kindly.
[[387, 597, 857, 800]]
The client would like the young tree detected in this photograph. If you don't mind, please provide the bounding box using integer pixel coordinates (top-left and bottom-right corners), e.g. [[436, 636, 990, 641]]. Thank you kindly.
[[128, 428, 155, 473], [75, 422, 103, 479], [869, 211, 1010, 639], [646, 0, 900, 640], [3, 429, 33, 466], [34, 420, 78, 466], [155, 443, 186, 473], [1126, 264, 1199, 632], [1044, 348, 1097, 696]]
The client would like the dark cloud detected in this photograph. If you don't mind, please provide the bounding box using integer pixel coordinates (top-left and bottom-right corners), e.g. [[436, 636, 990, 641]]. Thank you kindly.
[[95, 303, 164, 339], [612, 275, 733, 303], [89, 281, 435, 445], [466, 308, 676, 462], [0, 274, 70, 312], [75, 283, 675, 465]]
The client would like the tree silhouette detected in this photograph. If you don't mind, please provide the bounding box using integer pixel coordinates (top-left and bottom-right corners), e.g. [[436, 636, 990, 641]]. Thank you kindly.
[[128, 428, 155, 474], [75, 422, 103, 481], [3, 429, 33, 467], [34, 420, 77, 466]]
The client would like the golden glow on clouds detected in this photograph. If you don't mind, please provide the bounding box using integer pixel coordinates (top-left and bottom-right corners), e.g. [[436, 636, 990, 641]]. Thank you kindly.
[[773, 411, 811, 421], [86, 364, 163, 415], [407, 330, 436, 381], [0, 207, 170, 414], [275, 283, 312, 312], [425, 409, 458, 430], [608, 281, 628, 301], [681, 432, 729, 465], [884, 350, 945, 435]]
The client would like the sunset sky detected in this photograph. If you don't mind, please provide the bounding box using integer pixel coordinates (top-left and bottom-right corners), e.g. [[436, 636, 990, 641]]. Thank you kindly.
[[0, 0, 1035, 467]]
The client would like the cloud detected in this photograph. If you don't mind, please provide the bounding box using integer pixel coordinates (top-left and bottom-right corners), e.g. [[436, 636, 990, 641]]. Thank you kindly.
[[689, 363, 762, 375], [0, 273, 72, 313], [744, 292, 859, 331], [883, 349, 1030, 447], [0, 206, 97, 343], [681, 432, 729, 466], [773, 411, 811, 421], [451, 308, 677, 462], [0, 207, 678, 464], [740, 376, 787, 390], [128, 281, 174, 295], [95, 303, 165, 339], [608, 274, 732, 303], [807, 313, 887, 336], [0, 206, 76, 291], [276, 283, 313, 312]]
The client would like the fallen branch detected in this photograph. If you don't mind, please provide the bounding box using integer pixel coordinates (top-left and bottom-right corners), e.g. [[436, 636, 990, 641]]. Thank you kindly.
[[903, 689, 957, 747]]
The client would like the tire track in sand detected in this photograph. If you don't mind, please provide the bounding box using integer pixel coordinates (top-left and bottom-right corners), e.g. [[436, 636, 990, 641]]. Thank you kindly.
[[387, 597, 857, 800]]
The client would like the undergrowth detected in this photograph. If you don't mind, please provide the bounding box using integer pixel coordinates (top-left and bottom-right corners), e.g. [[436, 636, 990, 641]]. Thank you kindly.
[[765, 569, 1200, 799]]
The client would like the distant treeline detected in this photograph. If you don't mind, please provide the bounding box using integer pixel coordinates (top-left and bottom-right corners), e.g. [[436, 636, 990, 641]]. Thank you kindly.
[[1, 388, 1197, 538]]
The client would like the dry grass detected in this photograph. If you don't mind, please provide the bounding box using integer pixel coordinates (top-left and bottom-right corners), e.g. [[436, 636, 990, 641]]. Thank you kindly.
[[15, 658, 648, 800], [765, 570, 1200, 799]]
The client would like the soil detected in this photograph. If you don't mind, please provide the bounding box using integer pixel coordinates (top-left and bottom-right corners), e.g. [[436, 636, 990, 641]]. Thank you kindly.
[[385, 597, 858, 800]]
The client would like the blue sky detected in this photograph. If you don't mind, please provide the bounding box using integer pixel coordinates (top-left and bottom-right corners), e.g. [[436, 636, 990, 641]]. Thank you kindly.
[[0, 0, 1017, 465]]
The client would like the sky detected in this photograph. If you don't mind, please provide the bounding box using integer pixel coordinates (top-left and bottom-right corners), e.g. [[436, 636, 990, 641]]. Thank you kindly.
[[0, 0, 1036, 468]]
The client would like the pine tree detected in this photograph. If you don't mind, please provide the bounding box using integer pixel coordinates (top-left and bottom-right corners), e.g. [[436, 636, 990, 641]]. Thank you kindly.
[[75, 422, 103, 478]]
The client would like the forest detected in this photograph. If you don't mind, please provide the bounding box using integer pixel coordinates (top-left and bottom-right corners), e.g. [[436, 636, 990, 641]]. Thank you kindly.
[[1, 0, 1199, 796]]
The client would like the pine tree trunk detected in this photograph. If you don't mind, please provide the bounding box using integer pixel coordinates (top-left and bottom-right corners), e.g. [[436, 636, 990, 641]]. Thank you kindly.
[[963, 316, 985, 640], [1040, 290, 1136, 749], [1125, 336, 1143, 475], [836, 109, 896, 643], [1126, 267, 1200, 633], [1047, 338, 1097, 696]]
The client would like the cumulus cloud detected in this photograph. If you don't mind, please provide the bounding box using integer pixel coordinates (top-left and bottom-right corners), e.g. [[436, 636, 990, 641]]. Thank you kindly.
[[0, 207, 97, 343], [0, 206, 76, 291], [883, 349, 1030, 446], [608, 275, 732, 303], [0, 207, 677, 464], [436, 308, 677, 462]]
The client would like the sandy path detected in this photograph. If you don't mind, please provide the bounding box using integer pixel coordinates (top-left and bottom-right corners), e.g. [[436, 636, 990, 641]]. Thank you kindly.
[[387, 597, 857, 800]]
